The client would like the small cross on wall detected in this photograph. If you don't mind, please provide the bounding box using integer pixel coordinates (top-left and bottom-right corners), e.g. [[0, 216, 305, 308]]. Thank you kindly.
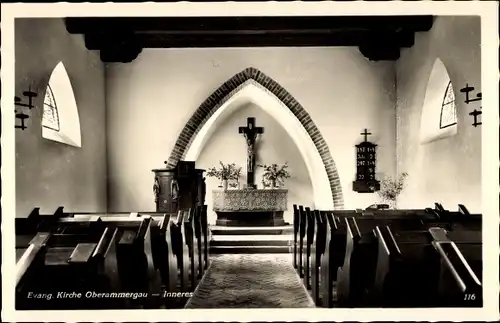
[[361, 128, 372, 142]]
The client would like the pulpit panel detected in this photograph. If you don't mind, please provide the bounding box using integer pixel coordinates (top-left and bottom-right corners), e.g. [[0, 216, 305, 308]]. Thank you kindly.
[[152, 163, 206, 213]]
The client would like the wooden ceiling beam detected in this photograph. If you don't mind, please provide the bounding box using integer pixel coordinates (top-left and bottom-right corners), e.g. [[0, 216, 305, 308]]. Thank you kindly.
[[66, 16, 434, 34], [66, 16, 433, 62]]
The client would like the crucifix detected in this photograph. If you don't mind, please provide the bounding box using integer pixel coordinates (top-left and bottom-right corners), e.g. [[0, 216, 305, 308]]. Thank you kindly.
[[361, 128, 372, 142], [239, 117, 264, 189]]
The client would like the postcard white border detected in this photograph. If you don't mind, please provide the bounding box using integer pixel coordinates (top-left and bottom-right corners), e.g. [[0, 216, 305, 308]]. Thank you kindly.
[[2, 1, 499, 322]]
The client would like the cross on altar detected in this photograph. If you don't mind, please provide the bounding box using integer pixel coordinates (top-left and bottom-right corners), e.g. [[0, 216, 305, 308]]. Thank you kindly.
[[239, 117, 264, 189], [361, 128, 372, 142]]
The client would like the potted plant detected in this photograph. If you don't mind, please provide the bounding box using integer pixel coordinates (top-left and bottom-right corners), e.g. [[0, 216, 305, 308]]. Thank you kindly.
[[257, 162, 291, 189], [206, 161, 241, 190], [377, 172, 408, 209]]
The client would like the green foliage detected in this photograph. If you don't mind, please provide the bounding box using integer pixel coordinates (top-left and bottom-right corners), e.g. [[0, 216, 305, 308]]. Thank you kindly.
[[205, 161, 242, 181], [377, 172, 408, 202], [257, 162, 291, 187]]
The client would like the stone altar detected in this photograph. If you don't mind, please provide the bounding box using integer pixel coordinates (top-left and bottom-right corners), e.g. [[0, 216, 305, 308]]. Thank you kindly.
[[213, 189, 288, 226]]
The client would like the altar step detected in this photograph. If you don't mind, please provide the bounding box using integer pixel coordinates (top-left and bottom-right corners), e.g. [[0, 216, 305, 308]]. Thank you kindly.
[[210, 225, 293, 236], [211, 235, 293, 246], [210, 246, 292, 254], [209, 225, 294, 254]]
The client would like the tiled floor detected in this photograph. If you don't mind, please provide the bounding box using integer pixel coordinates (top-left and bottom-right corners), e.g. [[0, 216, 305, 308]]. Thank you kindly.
[[185, 254, 316, 308]]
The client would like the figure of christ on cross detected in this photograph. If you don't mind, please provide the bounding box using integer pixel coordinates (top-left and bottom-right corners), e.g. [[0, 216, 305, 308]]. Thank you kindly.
[[239, 117, 264, 189]]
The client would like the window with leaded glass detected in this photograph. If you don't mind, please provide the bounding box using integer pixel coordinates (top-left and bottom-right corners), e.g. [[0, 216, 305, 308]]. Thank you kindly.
[[439, 81, 457, 129], [42, 84, 60, 131]]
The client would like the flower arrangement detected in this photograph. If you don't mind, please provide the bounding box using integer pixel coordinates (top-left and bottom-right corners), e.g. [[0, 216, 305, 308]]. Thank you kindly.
[[229, 167, 242, 188], [206, 161, 241, 181], [232, 167, 242, 181], [257, 162, 291, 188], [377, 172, 408, 207]]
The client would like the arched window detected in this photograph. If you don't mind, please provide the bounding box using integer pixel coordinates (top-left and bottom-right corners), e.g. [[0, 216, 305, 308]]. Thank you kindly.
[[420, 58, 457, 143], [42, 84, 60, 131], [41, 62, 82, 147], [439, 81, 457, 129]]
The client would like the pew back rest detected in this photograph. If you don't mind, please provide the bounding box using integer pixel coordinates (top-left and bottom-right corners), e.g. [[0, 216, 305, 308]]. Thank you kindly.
[[299, 206, 306, 238]]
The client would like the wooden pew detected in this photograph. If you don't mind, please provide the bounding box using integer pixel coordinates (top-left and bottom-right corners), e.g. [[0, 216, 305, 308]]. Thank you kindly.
[[447, 229, 482, 281], [368, 226, 443, 307], [293, 204, 300, 270], [319, 211, 346, 307], [193, 205, 204, 278], [16, 226, 121, 309], [311, 210, 327, 304], [333, 207, 481, 307], [298, 205, 307, 277], [303, 207, 316, 289], [201, 205, 210, 270], [297, 204, 482, 308], [15, 207, 68, 260], [154, 215, 180, 294], [113, 217, 163, 308], [15, 211, 197, 309], [334, 210, 446, 307], [182, 208, 200, 290], [66, 210, 200, 297], [435, 228, 482, 307], [370, 225, 482, 307], [299, 208, 353, 307], [15, 207, 67, 235], [44, 216, 163, 308]]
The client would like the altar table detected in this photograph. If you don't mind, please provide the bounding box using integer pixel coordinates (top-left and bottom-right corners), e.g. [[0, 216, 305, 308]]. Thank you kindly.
[[212, 189, 288, 226]]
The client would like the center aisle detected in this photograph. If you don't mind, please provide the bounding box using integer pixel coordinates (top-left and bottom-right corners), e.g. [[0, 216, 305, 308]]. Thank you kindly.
[[184, 254, 316, 308]]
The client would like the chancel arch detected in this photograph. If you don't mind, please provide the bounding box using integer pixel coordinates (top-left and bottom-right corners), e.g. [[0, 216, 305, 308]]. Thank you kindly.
[[166, 68, 344, 210]]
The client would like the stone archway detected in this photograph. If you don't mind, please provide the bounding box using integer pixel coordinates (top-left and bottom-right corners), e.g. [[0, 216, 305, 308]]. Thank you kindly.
[[166, 67, 344, 209]]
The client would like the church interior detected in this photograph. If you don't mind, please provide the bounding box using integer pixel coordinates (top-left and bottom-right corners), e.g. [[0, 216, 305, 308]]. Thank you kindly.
[[11, 14, 485, 310]]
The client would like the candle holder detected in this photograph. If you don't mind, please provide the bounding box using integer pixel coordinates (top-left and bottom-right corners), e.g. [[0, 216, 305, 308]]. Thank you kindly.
[[460, 83, 482, 127], [469, 108, 482, 128], [14, 86, 37, 131]]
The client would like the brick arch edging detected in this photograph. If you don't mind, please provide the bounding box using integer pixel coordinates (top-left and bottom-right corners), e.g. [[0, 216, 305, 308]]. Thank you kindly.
[[165, 67, 344, 209]]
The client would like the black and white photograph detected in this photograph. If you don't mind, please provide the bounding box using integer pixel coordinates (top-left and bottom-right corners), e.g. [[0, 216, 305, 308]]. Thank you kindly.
[[2, 1, 499, 321]]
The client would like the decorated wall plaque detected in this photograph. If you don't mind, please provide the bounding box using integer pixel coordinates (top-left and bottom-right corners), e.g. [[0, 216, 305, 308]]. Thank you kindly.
[[353, 129, 380, 193]]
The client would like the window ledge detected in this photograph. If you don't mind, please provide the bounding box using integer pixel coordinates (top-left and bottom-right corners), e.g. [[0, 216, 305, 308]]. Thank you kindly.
[[420, 124, 457, 144], [42, 127, 81, 148]]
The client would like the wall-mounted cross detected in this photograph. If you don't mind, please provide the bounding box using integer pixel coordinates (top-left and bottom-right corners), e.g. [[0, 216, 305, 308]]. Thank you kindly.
[[238, 117, 264, 189], [360, 128, 372, 142], [469, 109, 482, 127]]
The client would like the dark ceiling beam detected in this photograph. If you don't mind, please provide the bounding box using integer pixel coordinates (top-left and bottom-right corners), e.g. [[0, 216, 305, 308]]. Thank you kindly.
[[65, 16, 434, 62], [84, 30, 415, 49], [66, 16, 434, 34]]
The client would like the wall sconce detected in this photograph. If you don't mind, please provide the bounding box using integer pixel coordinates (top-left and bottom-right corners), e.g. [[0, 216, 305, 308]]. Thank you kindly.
[[460, 83, 482, 127], [14, 86, 37, 130], [469, 108, 482, 128]]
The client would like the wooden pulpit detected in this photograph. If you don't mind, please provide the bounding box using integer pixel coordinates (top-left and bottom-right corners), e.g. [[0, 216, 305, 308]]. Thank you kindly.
[[152, 161, 206, 213]]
